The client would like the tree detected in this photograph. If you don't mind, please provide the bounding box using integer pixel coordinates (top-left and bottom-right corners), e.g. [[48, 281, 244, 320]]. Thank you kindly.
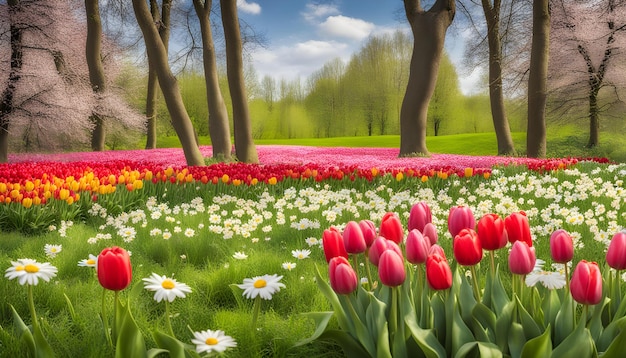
[[399, 0, 455, 156], [132, 0, 205, 166], [192, 0, 232, 160], [549, 0, 626, 148], [85, 0, 108, 151], [428, 52, 462, 136], [220, 0, 258, 163], [526, 0, 550, 158]]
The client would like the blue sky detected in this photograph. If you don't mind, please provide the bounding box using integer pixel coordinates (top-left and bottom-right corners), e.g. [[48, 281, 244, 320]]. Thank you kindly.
[[235, 1, 482, 95]]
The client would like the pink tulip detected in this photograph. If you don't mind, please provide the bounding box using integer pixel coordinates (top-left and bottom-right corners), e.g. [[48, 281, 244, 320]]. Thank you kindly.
[[429, 244, 447, 259], [606, 232, 626, 270], [426, 254, 452, 290], [379, 212, 404, 244], [378, 250, 406, 287], [453, 228, 483, 266], [504, 211, 532, 247], [550, 229, 574, 264], [369, 237, 402, 267], [343, 221, 367, 254], [570, 260, 602, 305], [322, 227, 349, 263], [408, 201, 432, 233], [508, 241, 536, 275], [406, 229, 431, 265], [477, 213, 508, 251], [448, 206, 476, 238], [358, 219, 378, 248], [422, 222, 438, 245], [329, 256, 358, 295]]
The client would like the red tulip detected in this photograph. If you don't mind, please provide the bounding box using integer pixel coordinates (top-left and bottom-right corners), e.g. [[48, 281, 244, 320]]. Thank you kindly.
[[358, 219, 377, 247], [426, 254, 452, 290], [606, 232, 626, 270], [550, 229, 574, 264], [504, 211, 532, 247], [422, 223, 438, 245], [328, 256, 358, 295], [379, 212, 404, 244], [453, 228, 483, 266], [406, 229, 430, 265], [448, 206, 476, 238], [408, 201, 432, 233], [378, 250, 406, 287], [342, 221, 367, 254], [570, 260, 602, 305], [97, 246, 132, 291], [369, 237, 402, 266], [322, 227, 349, 263], [477, 213, 508, 251], [508, 241, 536, 275]]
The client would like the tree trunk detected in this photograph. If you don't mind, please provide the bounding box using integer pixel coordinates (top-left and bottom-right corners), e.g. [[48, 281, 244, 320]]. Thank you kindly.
[[588, 92, 600, 147], [399, 0, 455, 157], [482, 0, 516, 156], [0, 0, 23, 163], [132, 0, 204, 166], [220, 0, 258, 163], [85, 0, 107, 151], [193, 0, 232, 160], [526, 0, 550, 158]]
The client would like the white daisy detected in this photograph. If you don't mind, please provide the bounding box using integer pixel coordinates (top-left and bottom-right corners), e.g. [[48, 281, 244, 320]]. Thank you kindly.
[[525, 271, 567, 290], [191, 329, 237, 354], [292, 249, 311, 260], [142, 273, 192, 303], [232, 252, 248, 260], [184, 228, 195, 237], [237, 274, 285, 300], [44, 244, 62, 258], [77, 254, 98, 268], [5, 259, 58, 286], [282, 262, 296, 271]]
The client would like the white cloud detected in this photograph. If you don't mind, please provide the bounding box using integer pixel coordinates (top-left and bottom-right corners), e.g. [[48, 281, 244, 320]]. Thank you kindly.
[[301, 3, 340, 22], [318, 15, 375, 41], [237, 0, 261, 15]]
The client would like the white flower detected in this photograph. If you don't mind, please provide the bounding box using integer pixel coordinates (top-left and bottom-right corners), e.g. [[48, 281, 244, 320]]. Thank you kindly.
[[191, 329, 237, 354], [233, 252, 248, 260], [237, 274, 285, 300], [292, 249, 311, 260], [44, 244, 62, 258], [142, 273, 192, 303], [184, 228, 195, 237], [5, 259, 58, 286], [282, 262, 296, 271], [525, 271, 566, 290], [77, 254, 98, 268]]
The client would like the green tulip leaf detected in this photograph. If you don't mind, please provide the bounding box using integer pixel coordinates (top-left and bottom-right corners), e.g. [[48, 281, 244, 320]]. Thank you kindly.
[[152, 330, 187, 358], [515, 295, 542, 340], [431, 292, 446, 347], [508, 322, 525, 358], [598, 316, 626, 357], [294, 312, 334, 347], [552, 312, 597, 358], [404, 314, 447, 358], [597, 316, 626, 354], [313, 329, 371, 358], [313, 265, 354, 333], [495, 300, 515, 354], [365, 293, 390, 358], [590, 297, 609, 342], [554, 291, 576, 345], [520, 324, 551, 358], [32, 320, 55, 358], [490, 268, 510, 315], [10, 304, 36, 356], [472, 302, 496, 342], [63, 293, 76, 322], [338, 291, 376, 356], [449, 296, 475, 356], [459, 273, 477, 324], [146, 348, 170, 358], [454, 341, 502, 358], [541, 288, 561, 330], [115, 303, 146, 358]]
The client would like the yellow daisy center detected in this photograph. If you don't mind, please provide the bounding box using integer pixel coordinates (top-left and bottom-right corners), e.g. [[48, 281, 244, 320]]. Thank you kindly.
[[24, 264, 39, 273], [87, 259, 96, 265], [161, 279, 175, 290], [205, 337, 218, 345], [254, 279, 267, 288], [15, 265, 24, 271], [51, 248, 58, 252]]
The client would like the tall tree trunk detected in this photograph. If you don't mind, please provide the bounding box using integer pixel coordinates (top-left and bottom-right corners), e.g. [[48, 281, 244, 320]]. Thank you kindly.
[[526, 0, 550, 158], [399, 0, 455, 157], [0, 0, 23, 163], [220, 0, 258, 163], [132, 0, 204, 166], [85, 0, 107, 151], [482, 0, 516, 156], [193, 0, 232, 160], [588, 92, 600, 147], [144, 0, 171, 150]]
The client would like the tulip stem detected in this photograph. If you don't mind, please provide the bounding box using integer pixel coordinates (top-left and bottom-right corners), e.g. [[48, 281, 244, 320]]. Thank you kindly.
[[390, 287, 398, 339], [112, 291, 119, 346], [352, 255, 360, 285], [251, 296, 261, 330], [564, 264, 570, 294], [165, 300, 175, 337], [489, 251, 496, 276], [470, 266, 481, 302], [364, 251, 375, 291], [27, 285, 38, 332], [101, 289, 112, 348]]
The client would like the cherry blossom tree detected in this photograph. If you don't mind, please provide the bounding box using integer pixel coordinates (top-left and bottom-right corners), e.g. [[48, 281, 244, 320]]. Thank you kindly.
[[549, 0, 626, 148]]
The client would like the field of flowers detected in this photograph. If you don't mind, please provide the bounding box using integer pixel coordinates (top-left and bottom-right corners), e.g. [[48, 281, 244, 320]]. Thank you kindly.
[[0, 145, 625, 357]]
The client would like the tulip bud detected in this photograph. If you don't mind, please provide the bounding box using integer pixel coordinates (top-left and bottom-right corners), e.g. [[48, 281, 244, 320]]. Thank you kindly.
[[358, 220, 377, 248], [322, 228, 349, 263], [408, 202, 432, 233], [570, 260, 602, 305], [342, 221, 367, 254], [508, 241, 536, 275], [328, 257, 358, 295], [504, 211, 532, 247], [406, 229, 430, 265], [453, 228, 483, 266], [550, 229, 574, 264], [606, 232, 626, 270], [477, 213, 508, 251], [426, 254, 452, 290], [448, 206, 476, 238], [97, 246, 132, 291], [379, 212, 404, 244], [378, 250, 406, 287], [422, 223, 438, 245]]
